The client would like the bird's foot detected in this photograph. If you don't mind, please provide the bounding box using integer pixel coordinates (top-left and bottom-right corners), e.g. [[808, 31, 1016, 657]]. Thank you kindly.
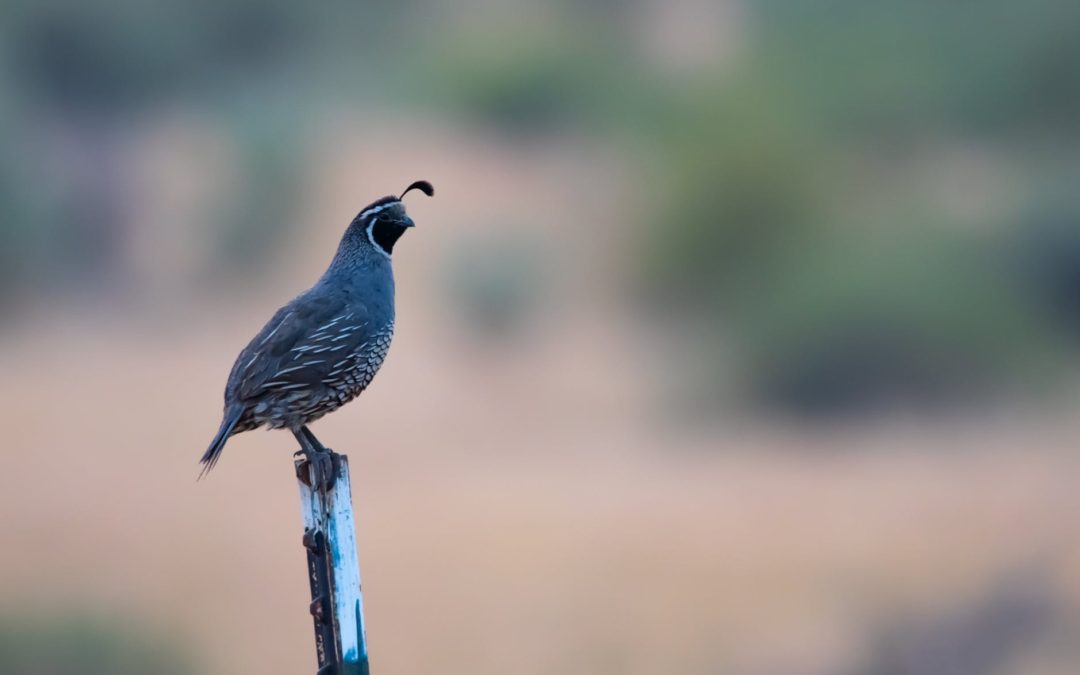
[[295, 448, 340, 493]]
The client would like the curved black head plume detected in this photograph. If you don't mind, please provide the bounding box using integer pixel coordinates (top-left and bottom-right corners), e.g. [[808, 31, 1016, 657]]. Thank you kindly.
[[400, 180, 434, 199]]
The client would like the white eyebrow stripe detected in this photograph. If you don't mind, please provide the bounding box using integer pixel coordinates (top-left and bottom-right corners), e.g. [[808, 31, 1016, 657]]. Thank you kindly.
[[358, 202, 399, 220]]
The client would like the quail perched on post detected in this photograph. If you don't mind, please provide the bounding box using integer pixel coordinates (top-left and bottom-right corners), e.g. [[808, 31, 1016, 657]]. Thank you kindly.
[[200, 180, 434, 489]]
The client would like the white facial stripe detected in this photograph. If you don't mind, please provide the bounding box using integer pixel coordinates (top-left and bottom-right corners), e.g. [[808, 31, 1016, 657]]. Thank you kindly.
[[358, 201, 398, 221], [367, 221, 392, 259], [360, 200, 400, 259]]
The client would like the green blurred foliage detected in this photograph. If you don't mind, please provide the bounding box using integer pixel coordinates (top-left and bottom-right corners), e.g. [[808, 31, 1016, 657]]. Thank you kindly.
[[631, 0, 1080, 414], [1012, 191, 1080, 338], [755, 0, 1080, 139], [731, 229, 1060, 414], [418, 13, 647, 135], [414, 0, 1080, 413], [0, 614, 195, 675], [212, 110, 307, 275], [638, 79, 831, 312]]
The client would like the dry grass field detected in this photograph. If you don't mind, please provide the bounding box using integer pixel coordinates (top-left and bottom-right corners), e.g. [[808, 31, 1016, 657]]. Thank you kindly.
[[2, 304, 1078, 674], [1, 126, 1078, 675]]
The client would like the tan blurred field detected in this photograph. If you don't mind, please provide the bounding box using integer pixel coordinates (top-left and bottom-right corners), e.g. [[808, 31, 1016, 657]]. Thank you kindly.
[[2, 136, 1079, 671], [1, 124, 1079, 674]]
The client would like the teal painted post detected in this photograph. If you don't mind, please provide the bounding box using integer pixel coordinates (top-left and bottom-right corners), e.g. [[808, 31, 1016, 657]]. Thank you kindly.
[[298, 456, 370, 675]]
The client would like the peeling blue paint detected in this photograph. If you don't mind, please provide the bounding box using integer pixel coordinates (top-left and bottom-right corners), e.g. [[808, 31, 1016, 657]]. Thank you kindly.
[[298, 456, 371, 673]]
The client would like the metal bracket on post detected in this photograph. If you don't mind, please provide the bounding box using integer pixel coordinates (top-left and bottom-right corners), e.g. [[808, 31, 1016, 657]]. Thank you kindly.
[[297, 454, 370, 675]]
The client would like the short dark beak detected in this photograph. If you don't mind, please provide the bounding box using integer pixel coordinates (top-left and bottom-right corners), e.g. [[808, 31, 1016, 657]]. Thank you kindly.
[[400, 215, 416, 228]]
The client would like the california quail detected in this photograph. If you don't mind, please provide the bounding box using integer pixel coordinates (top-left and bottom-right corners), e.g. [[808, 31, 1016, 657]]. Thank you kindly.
[[199, 180, 434, 489]]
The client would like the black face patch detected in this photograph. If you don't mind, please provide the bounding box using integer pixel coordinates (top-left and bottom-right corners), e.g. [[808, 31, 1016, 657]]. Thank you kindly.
[[369, 219, 409, 255]]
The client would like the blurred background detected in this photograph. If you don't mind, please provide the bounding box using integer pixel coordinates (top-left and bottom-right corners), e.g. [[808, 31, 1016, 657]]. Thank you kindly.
[[1, 1, 1079, 673]]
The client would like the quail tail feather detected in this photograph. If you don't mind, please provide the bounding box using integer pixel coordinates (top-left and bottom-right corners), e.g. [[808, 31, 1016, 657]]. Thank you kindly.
[[199, 405, 244, 479]]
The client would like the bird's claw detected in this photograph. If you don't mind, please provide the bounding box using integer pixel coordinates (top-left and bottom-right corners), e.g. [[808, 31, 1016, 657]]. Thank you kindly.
[[296, 448, 339, 493]]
